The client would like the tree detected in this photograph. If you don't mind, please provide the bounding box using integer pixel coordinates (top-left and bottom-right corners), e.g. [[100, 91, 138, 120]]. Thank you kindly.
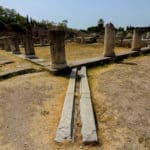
[[10, 22, 26, 34], [97, 18, 104, 33], [0, 20, 7, 31], [62, 20, 68, 27], [57, 20, 68, 30], [87, 26, 98, 32]]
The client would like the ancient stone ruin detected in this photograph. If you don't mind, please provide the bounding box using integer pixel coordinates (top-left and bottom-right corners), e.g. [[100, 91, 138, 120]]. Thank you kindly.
[[10, 34, 21, 54], [49, 30, 67, 70], [103, 23, 116, 57], [132, 28, 142, 51], [3, 37, 12, 52], [23, 31, 36, 58], [1, 23, 150, 73]]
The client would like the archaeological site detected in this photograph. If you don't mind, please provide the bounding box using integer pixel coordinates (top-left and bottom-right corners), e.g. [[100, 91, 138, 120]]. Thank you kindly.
[[0, 1, 150, 150]]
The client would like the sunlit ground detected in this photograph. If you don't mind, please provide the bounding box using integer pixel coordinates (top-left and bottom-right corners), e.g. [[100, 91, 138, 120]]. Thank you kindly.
[[0, 43, 150, 150], [21, 42, 130, 63]]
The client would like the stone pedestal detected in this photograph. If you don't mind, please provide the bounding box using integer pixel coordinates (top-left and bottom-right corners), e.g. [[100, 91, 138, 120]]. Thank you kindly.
[[81, 35, 85, 44], [103, 23, 116, 57], [3, 37, 11, 52], [10, 35, 21, 54], [23, 33, 35, 57], [0, 39, 4, 50], [49, 30, 67, 70], [40, 37, 47, 46], [132, 29, 142, 51]]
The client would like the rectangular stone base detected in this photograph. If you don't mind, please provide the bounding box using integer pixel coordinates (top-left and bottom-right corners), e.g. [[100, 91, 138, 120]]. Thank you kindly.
[[25, 55, 37, 59], [48, 66, 71, 75]]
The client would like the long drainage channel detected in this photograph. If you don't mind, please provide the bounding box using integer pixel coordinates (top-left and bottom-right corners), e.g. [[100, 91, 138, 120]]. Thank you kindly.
[[55, 66, 98, 144], [73, 72, 82, 143]]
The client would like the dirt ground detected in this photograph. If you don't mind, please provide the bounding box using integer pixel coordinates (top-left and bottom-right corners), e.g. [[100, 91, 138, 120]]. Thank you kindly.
[[88, 55, 150, 150], [20, 43, 128, 63], [0, 47, 150, 150], [0, 50, 40, 73], [0, 71, 68, 150]]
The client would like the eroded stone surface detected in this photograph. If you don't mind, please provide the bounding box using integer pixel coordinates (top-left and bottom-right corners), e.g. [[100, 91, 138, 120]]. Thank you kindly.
[[103, 23, 116, 57], [80, 66, 98, 143], [55, 68, 77, 142], [49, 30, 67, 70], [0, 60, 14, 65], [132, 29, 142, 51], [23, 32, 35, 56]]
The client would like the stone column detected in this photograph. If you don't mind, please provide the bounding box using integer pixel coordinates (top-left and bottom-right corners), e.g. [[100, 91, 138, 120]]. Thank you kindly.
[[81, 35, 85, 44], [0, 39, 4, 50], [103, 23, 116, 57], [10, 35, 21, 54], [49, 30, 67, 70], [3, 37, 11, 52], [131, 29, 142, 51], [40, 36, 46, 46], [24, 32, 35, 57]]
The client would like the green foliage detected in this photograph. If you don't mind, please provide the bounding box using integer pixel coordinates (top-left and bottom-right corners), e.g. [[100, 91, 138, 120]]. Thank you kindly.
[[97, 18, 104, 33], [10, 22, 26, 33], [87, 26, 98, 32], [0, 6, 41, 33], [57, 20, 68, 30], [0, 6, 75, 36], [0, 20, 7, 30], [0, 5, 27, 32], [117, 27, 125, 32], [126, 26, 134, 33], [87, 18, 104, 33], [0, 6, 19, 24]]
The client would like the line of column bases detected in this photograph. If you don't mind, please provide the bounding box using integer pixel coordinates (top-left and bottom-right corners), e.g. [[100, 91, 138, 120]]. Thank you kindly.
[[1, 23, 143, 70]]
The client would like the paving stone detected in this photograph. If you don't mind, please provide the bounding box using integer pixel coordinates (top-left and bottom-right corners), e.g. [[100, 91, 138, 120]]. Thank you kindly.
[[17, 54, 26, 58], [33, 62, 49, 67], [36, 62, 50, 67], [115, 51, 140, 60], [55, 68, 77, 142], [25, 58, 50, 67], [25, 55, 37, 59], [69, 56, 111, 68], [80, 66, 98, 143], [140, 47, 150, 54], [29, 58, 45, 63], [0, 60, 14, 65], [0, 67, 36, 79]]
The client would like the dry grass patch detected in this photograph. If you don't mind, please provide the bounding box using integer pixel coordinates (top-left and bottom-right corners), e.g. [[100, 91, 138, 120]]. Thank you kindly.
[[88, 55, 150, 149], [0, 50, 41, 73], [21, 42, 129, 63], [0, 71, 101, 150], [0, 72, 68, 150]]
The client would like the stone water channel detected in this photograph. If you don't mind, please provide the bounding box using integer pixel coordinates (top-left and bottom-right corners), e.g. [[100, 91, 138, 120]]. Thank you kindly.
[[55, 67, 98, 144]]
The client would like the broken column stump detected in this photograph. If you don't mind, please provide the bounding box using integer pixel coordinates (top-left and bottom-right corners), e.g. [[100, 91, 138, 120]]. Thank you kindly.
[[3, 37, 11, 52], [103, 23, 116, 57], [131, 29, 142, 51], [49, 30, 68, 72], [10, 34, 21, 54], [23, 32, 36, 58]]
